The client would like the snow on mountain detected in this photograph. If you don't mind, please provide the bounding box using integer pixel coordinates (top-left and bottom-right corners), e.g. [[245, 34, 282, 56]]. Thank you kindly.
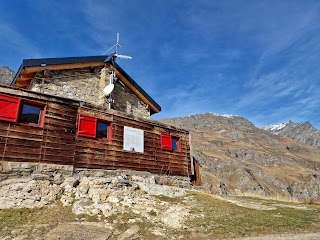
[[262, 123, 287, 134], [187, 112, 240, 119]]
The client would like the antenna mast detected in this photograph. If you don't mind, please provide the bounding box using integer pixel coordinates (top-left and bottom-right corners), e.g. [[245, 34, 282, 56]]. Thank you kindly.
[[102, 33, 132, 60], [115, 32, 120, 54], [101, 33, 132, 109]]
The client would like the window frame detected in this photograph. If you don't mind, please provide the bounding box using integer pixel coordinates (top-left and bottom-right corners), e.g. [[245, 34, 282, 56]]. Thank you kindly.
[[171, 136, 181, 152], [77, 114, 112, 140], [96, 119, 112, 140], [0, 94, 46, 128], [18, 99, 46, 128]]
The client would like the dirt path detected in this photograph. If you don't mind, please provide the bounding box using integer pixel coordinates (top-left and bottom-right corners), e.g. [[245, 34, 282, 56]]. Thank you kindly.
[[236, 232, 320, 240], [215, 195, 311, 211]]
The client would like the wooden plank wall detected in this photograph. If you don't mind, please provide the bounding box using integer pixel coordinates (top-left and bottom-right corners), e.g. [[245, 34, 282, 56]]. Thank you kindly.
[[0, 90, 78, 165], [0, 87, 192, 176], [75, 108, 191, 176], [191, 159, 201, 186], [41, 102, 78, 165]]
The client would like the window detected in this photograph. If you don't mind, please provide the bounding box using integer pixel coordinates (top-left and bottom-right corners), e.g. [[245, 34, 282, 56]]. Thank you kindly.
[[78, 114, 112, 140], [160, 133, 181, 152], [0, 94, 46, 127], [18, 102, 45, 125], [96, 121, 110, 138], [171, 137, 180, 151]]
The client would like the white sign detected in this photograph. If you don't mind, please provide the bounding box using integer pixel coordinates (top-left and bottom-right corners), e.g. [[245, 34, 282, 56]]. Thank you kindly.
[[123, 126, 144, 153]]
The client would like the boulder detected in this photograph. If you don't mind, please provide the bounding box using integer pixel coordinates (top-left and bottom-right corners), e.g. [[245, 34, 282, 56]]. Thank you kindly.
[[136, 182, 186, 197]]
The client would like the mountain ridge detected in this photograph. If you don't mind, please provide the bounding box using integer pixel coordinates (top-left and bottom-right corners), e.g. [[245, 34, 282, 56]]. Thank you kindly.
[[160, 113, 320, 201], [0, 66, 15, 86], [263, 121, 320, 148]]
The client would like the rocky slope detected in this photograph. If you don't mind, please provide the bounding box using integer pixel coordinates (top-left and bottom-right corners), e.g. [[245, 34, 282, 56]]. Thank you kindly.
[[0, 66, 15, 85], [161, 113, 320, 201], [263, 121, 320, 148], [1, 167, 319, 239]]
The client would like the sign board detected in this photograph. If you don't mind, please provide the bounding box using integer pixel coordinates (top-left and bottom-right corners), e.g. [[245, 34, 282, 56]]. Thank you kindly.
[[123, 126, 144, 153]]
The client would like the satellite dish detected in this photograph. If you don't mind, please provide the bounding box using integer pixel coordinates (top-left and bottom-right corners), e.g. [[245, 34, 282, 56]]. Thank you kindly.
[[103, 84, 114, 96]]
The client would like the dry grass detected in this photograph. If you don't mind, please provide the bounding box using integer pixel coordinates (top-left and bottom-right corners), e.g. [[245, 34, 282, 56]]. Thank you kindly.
[[0, 191, 319, 239], [0, 204, 74, 237], [236, 192, 320, 205], [183, 191, 320, 239]]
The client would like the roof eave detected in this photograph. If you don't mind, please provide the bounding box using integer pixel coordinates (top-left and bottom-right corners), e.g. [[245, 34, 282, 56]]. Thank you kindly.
[[11, 55, 161, 113]]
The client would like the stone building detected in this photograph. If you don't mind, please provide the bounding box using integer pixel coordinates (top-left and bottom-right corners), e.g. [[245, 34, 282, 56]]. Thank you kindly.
[[11, 55, 161, 119], [1, 55, 200, 183]]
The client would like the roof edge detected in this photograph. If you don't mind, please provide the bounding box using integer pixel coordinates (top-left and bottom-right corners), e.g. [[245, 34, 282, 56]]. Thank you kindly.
[[11, 55, 161, 113]]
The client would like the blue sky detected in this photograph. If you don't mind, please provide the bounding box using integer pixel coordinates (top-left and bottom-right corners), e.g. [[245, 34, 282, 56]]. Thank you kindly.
[[1, 0, 320, 129]]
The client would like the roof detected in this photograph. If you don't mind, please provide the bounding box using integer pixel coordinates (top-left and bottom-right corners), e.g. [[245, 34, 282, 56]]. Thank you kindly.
[[11, 55, 161, 114]]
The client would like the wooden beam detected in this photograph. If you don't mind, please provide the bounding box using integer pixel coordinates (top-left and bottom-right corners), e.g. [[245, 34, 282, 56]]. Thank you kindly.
[[20, 73, 36, 78], [15, 76, 33, 88], [15, 84, 28, 88], [113, 68, 159, 113], [17, 76, 34, 81], [21, 62, 106, 74]]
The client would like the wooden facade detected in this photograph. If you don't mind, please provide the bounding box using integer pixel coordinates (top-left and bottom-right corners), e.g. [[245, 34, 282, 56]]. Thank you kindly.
[[191, 158, 201, 186], [0, 86, 192, 176]]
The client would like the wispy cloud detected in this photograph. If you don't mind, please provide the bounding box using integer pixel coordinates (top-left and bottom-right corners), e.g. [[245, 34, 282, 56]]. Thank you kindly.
[[0, 23, 41, 67], [1, 0, 320, 128], [226, 1, 320, 128]]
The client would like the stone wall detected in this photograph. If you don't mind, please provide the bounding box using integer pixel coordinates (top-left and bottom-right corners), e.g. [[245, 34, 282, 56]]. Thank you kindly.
[[29, 67, 150, 119], [0, 161, 192, 189], [112, 80, 150, 119]]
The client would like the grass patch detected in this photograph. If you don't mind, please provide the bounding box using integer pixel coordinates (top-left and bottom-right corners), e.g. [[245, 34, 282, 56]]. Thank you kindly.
[[152, 194, 181, 203], [185, 191, 320, 239], [0, 204, 77, 237], [236, 192, 320, 205], [0, 191, 319, 239]]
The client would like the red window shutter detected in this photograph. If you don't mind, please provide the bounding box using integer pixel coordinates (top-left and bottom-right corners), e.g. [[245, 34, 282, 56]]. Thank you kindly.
[[177, 138, 181, 152], [0, 94, 21, 123], [78, 114, 97, 138], [161, 133, 172, 150]]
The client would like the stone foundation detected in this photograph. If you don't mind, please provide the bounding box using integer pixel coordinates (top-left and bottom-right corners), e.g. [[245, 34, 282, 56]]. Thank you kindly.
[[0, 161, 194, 234], [0, 161, 191, 188]]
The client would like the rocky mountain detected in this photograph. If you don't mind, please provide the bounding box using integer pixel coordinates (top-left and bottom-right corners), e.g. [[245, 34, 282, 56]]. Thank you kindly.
[[161, 113, 320, 201], [263, 121, 320, 148], [0, 66, 15, 85]]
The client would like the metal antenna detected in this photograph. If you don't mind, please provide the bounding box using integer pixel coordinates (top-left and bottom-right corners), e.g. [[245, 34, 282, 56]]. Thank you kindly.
[[102, 32, 122, 55], [115, 32, 122, 54], [101, 33, 132, 109]]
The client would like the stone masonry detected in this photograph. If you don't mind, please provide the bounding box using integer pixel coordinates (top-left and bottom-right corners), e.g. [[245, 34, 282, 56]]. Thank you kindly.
[[29, 67, 150, 119]]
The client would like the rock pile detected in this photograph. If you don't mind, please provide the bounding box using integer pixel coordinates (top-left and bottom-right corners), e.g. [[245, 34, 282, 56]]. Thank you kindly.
[[0, 170, 192, 230]]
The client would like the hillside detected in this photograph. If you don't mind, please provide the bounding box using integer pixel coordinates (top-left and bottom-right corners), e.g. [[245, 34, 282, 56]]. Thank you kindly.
[[1, 171, 319, 239], [0, 113, 319, 239], [263, 121, 320, 148], [160, 113, 320, 201], [0, 66, 15, 85]]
